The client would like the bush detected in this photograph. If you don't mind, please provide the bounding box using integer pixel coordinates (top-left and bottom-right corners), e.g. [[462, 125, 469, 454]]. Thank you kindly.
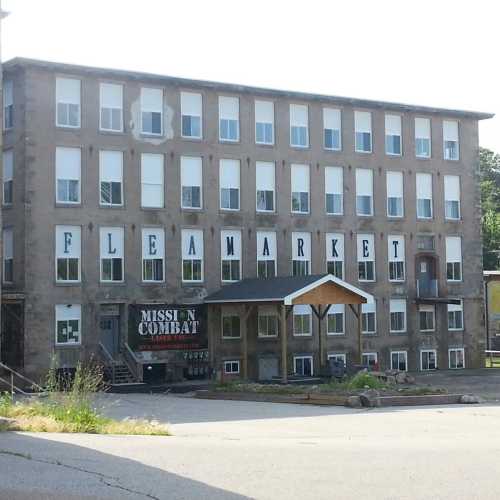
[[347, 372, 386, 390]]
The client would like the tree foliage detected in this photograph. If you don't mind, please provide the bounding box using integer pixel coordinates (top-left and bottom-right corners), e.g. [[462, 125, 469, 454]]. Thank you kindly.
[[480, 148, 500, 270]]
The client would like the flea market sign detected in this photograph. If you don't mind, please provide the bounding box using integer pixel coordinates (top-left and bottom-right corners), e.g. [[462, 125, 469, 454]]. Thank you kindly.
[[128, 304, 207, 351]]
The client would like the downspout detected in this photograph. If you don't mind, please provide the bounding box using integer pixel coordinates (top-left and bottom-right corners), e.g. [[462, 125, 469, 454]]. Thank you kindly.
[[485, 278, 490, 351]]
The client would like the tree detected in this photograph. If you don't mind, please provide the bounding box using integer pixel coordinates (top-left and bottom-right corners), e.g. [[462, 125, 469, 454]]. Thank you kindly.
[[480, 148, 500, 270]]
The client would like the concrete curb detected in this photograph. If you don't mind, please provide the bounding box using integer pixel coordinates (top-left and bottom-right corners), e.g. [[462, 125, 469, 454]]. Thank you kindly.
[[195, 391, 475, 407]]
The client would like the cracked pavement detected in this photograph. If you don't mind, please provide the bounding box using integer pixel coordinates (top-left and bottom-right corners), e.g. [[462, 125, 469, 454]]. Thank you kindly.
[[2, 395, 500, 499]]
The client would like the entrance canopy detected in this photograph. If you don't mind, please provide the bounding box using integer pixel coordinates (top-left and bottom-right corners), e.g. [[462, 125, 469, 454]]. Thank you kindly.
[[205, 274, 374, 306]]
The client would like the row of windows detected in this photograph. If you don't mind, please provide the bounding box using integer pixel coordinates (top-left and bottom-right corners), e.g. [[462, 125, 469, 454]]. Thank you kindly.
[[3, 78, 461, 160], [221, 300, 464, 340], [1, 227, 464, 284], [2, 148, 463, 222]]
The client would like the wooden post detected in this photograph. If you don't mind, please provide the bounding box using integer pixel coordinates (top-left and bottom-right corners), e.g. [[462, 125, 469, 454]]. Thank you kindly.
[[358, 303, 363, 364], [317, 305, 323, 375], [241, 305, 248, 379], [281, 304, 288, 383]]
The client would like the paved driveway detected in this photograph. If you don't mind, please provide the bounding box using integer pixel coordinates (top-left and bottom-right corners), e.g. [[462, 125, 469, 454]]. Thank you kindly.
[[2, 395, 500, 499]]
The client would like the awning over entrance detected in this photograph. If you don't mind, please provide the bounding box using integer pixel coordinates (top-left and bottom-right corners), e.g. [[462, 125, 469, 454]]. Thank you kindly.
[[205, 274, 374, 382], [205, 274, 374, 306]]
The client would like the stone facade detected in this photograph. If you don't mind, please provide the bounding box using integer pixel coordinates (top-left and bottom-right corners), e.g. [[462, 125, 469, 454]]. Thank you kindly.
[[0, 58, 492, 381]]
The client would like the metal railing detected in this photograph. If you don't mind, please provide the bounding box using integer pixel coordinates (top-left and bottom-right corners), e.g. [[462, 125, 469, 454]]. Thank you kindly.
[[123, 343, 142, 382], [98, 342, 118, 384], [0, 361, 45, 396], [416, 279, 438, 298]]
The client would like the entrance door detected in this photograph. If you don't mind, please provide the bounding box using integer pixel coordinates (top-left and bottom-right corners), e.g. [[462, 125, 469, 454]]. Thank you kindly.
[[416, 256, 436, 296], [1, 302, 24, 368], [100, 316, 120, 358], [258, 357, 279, 381]]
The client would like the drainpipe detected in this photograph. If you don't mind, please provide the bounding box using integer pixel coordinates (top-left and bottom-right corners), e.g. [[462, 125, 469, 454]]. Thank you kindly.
[[485, 278, 490, 351]]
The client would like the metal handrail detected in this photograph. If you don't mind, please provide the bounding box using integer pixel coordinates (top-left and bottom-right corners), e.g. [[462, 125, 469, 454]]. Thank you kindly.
[[123, 343, 142, 382], [0, 361, 45, 395], [98, 342, 117, 384]]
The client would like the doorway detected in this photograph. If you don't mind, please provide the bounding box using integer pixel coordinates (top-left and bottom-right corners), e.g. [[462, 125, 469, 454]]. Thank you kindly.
[[1, 302, 24, 368], [100, 315, 120, 358], [416, 256, 437, 297]]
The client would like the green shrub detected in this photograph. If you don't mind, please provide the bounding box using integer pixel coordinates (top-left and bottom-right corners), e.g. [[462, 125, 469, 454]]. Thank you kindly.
[[347, 372, 386, 390]]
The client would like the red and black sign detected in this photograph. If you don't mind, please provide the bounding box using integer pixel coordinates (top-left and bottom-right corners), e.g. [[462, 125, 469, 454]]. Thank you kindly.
[[128, 304, 207, 351]]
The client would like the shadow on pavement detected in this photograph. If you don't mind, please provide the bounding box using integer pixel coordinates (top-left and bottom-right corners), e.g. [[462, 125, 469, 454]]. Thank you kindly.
[[0, 432, 250, 500]]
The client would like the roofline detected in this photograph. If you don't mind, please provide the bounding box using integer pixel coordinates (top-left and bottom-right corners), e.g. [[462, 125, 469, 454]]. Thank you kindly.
[[204, 297, 283, 304], [3, 57, 494, 121]]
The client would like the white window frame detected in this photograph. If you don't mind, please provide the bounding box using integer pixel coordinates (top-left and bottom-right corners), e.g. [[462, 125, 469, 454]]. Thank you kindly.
[[181, 228, 204, 283], [289, 104, 309, 148], [141, 227, 165, 283], [255, 161, 275, 213], [141, 87, 163, 136], [293, 305, 312, 337], [448, 348, 465, 369], [220, 230, 242, 283], [55, 147, 81, 205], [357, 234, 376, 282], [3, 79, 13, 130], [362, 352, 378, 368], [415, 117, 431, 158], [443, 120, 459, 161], [55, 225, 81, 284], [446, 236, 462, 282], [420, 349, 437, 371], [355, 168, 374, 216], [99, 226, 125, 283], [326, 232, 344, 280], [385, 114, 402, 156], [219, 159, 241, 211], [3, 150, 13, 206], [448, 300, 464, 331], [181, 91, 203, 139], [327, 353, 346, 364], [293, 355, 314, 376], [354, 110, 372, 153], [325, 166, 343, 215], [99, 150, 124, 207], [291, 164, 310, 214], [219, 96, 240, 142], [323, 108, 341, 151], [388, 235, 405, 282], [258, 305, 279, 338], [390, 350, 408, 372], [99, 82, 123, 133], [2, 227, 13, 284], [386, 171, 404, 218], [444, 175, 461, 221], [55, 77, 81, 128], [416, 173, 433, 219], [389, 299, 407, 333], [419, 304, 435, 332], [224, 360, 240, 374], [326, 304, 345, 336], [256, 231, 277, 279], [361, 301, 377, 334], [181, 156, 203, 210], [255, 100, 274, 145], [292, 232, 311, 277], [221, 312, 241, 340], [55, 304, 82, 346], [141, 153, 164, 209]]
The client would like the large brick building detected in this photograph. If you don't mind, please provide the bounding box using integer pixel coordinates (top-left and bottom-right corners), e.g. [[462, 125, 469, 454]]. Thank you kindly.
[[0, 58, 493, 382]]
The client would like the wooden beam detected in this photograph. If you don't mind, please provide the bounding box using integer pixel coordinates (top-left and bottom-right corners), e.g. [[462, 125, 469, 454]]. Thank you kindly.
[[317, 304, 324, 374], [241, 304, 248, 380], [281, 304, 288, 383], [348, 303, 359, 319], [357, 303, 363, 364]]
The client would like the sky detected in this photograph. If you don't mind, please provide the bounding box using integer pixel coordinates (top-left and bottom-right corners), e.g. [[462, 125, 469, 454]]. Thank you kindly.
[[2, 0, 499, 152]]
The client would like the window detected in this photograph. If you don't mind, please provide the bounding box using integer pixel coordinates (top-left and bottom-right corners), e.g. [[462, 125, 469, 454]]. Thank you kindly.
[[3, 80, 13, 129], [141, 88, 163, 135], [293, 305, 312, 336], [256, 161, 275, 212], [220, 159, 240, 210], [255, 100, 274, 145], [386, 171, 404, 217], [328, 353, 346, 365], [327, 304, 345, 335], [390, 299, 406, 333], [388, 235, 405, 281], [415, 117, 431, 158], [416, 173, 433, 219], [141, 153, 164, 208], [325, 166, 343, 215], [449, 348, 465, 369], [219, 96, 239, 142], [294, 355, 313, 376], [291, 164, 310, 213], [55, 304, 81, 345], [257, 231, 276, 278], [391, 351, 407, 371], [444, 175, 461, 220], [354, 111, 372, 153], [56, 226, 81, 282], [224, 360, 240, 374], [181, 156, 202, 209], [356, 168, 373, 216], [222, 315, 240, 339], [421, 350, 437, 371], [56, 77, 80, 128], [2, 228, 13, 283], [362, 352, 378, 368], [419, 304, 435, 331], [362, 302, 376, 334], [290, 104, 309, 147], [142, 228, 165, 282], [221, 230, 241, 282], [99, 150, 123, 207], [100, 83, 123, 132], [326, 233, 344, 279], [292, 232, 311, 276], [357, 234, 375, 281], [181, 92, 202, 139], [448, 301, 464, 330], [182, 229, 204, 282], [446, 236, 462, 281], [443, 120, 459, 160], [56, 147, 81, 204], [323, 108, 341, 151], [3, 150, 13, 205], [100, 227, 124, 282], [385, 114, 402, 155], [258, 306, 278, 337]]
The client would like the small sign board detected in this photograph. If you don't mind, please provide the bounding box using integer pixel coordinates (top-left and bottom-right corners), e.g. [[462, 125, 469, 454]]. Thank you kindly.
[[128, 304, 207, 351]]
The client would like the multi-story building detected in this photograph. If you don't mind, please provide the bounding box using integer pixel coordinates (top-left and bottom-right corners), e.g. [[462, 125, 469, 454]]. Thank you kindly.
[[0, 57, 493, 382]]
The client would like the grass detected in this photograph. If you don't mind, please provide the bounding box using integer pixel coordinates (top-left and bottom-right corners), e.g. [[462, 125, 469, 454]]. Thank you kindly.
[[485, 358, 500, 368], [0, 360, 169, 436]]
